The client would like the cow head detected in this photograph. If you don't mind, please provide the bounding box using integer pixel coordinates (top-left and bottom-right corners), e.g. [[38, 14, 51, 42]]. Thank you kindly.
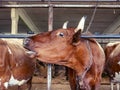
[[23, 16, 86, 67]]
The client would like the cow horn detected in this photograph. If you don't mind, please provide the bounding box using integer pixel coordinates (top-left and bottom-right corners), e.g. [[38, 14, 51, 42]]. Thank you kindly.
[[62, 21, 69, 29], [75, 16, 87, 32]]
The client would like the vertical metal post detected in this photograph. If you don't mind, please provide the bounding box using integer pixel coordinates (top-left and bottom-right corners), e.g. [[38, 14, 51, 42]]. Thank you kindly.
[[47, 1, 53, 90], [47, 64, 52, 90]]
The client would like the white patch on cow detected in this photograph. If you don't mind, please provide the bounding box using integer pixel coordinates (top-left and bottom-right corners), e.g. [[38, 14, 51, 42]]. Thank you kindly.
[[4, 82, 8, 89], [0, 79, 1, 86], [118, 61, 120, 65], [7, 46, 12, 54], [8, 75, 28, 86], [113, 72, 120, 82]]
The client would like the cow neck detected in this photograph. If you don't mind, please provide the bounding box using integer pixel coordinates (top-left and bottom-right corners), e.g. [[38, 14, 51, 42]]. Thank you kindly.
[[76, 40, 93, 90], [7, 45, 19, 70]]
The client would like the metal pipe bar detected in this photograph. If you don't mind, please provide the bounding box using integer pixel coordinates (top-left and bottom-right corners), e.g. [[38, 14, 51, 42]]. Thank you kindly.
[[81, 34, 120, 39], [1, 4, 120, 8], [0, 34, 33, 38], [1, 34, 120, 39]]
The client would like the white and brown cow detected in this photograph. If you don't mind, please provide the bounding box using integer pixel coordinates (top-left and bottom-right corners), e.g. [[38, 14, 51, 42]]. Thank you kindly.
[[104, 42, 120, 90], [24, 16, 105, 90], [0, 39, 35, 90]]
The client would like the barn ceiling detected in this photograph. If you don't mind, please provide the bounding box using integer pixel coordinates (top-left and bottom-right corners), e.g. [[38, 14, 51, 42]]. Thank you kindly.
[[0, 1, 120, 35]]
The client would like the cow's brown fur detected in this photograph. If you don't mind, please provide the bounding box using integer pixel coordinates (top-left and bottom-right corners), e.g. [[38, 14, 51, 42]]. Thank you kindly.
[[0, 39, 35, 90], [104, 42, 120, 80], [24, 27, 105, 90]]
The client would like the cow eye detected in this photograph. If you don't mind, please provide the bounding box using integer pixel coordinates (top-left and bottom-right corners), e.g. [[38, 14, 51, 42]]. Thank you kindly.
[[59, 33, 64, 37]]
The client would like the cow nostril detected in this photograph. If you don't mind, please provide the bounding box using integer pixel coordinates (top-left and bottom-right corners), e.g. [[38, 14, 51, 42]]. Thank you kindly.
[[23, 38, 31, 46]]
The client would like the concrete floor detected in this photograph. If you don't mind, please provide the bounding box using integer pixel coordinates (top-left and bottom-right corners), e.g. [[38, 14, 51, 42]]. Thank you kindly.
[[7, 76, 118, 90]]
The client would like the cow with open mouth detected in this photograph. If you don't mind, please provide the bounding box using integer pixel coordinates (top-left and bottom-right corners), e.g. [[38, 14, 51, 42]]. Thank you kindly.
[[23, 16, 105, 90]]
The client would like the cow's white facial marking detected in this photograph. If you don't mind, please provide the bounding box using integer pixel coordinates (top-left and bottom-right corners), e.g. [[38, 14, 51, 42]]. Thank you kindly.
[[113, 72, 120, 82]]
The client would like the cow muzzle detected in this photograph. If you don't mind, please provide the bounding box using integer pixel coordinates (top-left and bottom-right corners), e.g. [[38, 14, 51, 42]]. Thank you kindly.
[[23, 38, 31, 48], [23, 38, 37, 58]]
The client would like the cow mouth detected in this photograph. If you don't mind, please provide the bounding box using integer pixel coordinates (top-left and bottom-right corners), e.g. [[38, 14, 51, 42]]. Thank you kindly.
[[24, 46, 37, 56], [26, 50, 36, 54], [23, 44, 35, 52], [26, 50, 38, 59]]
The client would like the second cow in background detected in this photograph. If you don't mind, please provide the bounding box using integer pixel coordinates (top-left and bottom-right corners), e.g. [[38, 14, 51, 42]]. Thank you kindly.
[[104, 42, 120, 90], [0, 39, 35, 90]]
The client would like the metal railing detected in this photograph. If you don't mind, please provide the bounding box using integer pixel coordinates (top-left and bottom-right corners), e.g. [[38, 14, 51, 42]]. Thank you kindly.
[[1, 34, 120, 39]]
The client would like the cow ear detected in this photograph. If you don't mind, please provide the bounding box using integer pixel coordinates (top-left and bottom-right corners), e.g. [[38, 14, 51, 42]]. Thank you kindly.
[[74, 16, 87, 33], [72, 16, 86, 45], [72, 29, 81, 44], [62, 21, 69, 29]]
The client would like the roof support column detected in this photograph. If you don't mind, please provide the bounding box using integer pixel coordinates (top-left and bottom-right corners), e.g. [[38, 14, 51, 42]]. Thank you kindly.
[[11, 8, 19, 34]]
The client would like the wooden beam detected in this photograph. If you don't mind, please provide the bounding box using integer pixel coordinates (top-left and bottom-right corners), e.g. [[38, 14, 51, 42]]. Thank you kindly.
[[18, 8, 40, 33], [103, 15, 120, 34], [11, 8, 19, 34], [113, 26, 120, 33], [9, 2, 40, 33]]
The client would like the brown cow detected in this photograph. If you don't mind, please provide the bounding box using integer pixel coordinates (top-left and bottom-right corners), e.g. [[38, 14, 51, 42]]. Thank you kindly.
[[104, 42, 120, 90], [0, 39, 35, 90], [24, 16, 105, 90]]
